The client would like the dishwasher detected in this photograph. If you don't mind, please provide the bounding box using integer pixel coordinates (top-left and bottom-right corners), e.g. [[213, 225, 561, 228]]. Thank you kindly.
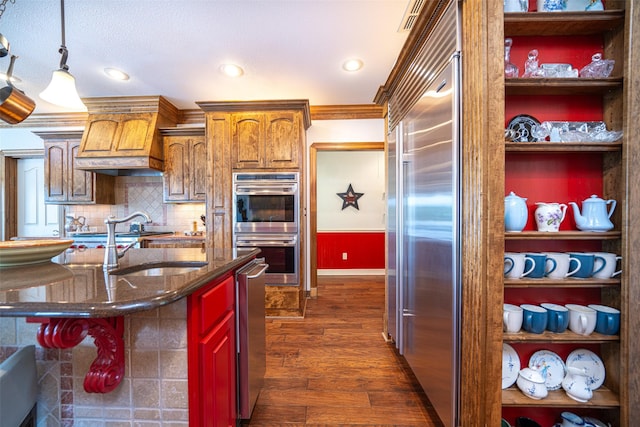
[[236, 258, 268, 420]]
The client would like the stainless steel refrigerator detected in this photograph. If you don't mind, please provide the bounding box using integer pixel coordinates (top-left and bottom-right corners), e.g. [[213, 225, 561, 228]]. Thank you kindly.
[[400, 52, 461, 427], [387, 39, 461, 426]]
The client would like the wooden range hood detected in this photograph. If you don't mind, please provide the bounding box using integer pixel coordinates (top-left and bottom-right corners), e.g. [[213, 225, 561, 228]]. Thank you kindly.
[[75, 96, 179, 175]]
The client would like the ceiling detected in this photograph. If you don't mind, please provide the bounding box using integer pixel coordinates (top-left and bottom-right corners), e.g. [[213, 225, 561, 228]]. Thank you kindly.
[[0, 0, 413, 115]]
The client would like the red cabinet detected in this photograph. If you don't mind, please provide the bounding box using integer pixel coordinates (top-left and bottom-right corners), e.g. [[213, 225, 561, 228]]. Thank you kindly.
[[188, 274, 236, 427]]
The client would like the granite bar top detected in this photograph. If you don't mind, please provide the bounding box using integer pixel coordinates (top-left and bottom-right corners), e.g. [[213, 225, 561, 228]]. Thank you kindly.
[[0, 247, 258, 318]]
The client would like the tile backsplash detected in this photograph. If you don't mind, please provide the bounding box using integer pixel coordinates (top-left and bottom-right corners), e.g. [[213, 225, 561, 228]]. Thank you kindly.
[[66, 176, 205, 235]]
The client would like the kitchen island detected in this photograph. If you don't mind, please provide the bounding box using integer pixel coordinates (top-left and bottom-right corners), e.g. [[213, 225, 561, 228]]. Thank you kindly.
[[0, 247, 258, 426]]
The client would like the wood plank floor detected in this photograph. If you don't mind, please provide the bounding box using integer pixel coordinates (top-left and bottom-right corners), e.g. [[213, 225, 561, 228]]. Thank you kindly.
[[245, 275, 444, 426]]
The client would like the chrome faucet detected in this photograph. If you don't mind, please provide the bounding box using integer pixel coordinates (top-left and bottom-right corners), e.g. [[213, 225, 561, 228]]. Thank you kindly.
[[103, 211, 152, 270]]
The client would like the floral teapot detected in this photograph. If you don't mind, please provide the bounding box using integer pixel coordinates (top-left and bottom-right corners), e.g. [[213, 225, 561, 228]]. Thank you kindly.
[[569, 195, 616, 232]]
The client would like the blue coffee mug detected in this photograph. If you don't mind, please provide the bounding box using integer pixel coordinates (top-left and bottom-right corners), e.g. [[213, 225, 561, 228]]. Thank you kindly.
[[541, 303, 569, 333], [520, 304, 548, 334], [588, 304, 620, 335], [524, 253, 556, 279], [569, 252, 605, 279]]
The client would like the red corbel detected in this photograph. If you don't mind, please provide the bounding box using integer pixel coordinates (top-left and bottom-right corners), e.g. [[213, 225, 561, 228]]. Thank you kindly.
[[28, 317, 125, 393]]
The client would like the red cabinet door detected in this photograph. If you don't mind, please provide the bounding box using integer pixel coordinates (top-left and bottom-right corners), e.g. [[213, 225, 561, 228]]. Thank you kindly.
[[200, 310, 236, 427], [188, 274, 237, 427]]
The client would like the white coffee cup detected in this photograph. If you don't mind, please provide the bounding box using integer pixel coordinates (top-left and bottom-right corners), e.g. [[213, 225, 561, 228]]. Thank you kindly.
[[545, 252, 581, 279], [503, 303, 524, 333], [589, 252, 622, 279], [504, 252, 536, 279], [566, 304, 597, 336]]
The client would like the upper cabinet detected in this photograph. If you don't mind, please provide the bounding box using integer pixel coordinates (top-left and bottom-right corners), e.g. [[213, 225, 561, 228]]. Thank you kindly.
[[38, 131, 115, 205], [75, 96, 179, 173], [231, 110, 303, 169], [161, 128, 207, 203]]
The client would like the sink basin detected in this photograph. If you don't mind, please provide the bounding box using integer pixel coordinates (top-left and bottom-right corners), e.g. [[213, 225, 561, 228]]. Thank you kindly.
[[109, 261, 207, 276]]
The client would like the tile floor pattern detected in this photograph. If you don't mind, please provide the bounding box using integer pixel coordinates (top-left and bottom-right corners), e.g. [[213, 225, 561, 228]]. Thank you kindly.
[[246, 275, 444, 426]]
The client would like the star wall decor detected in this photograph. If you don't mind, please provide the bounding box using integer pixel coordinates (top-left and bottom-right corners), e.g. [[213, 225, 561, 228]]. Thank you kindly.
[[336, 183, 364, 210]]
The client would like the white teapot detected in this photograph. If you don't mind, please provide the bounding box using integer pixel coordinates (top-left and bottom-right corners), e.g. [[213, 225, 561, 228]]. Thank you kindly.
[[569, 195, 616, 232]]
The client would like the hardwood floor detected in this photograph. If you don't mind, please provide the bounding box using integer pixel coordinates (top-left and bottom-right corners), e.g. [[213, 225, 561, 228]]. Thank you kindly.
[[246, 275, 444, 426]]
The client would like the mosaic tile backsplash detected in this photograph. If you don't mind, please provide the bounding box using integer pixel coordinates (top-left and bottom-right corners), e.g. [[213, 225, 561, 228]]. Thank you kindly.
[[65, 176, 205, 235]]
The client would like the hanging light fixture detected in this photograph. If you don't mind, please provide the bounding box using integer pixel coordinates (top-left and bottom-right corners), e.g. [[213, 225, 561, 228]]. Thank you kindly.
[[39, 0, 86, 110]]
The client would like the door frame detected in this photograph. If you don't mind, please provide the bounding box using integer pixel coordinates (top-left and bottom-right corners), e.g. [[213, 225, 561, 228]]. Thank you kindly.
[[308, 142, 385, 295], [0, 149, 44, 240]]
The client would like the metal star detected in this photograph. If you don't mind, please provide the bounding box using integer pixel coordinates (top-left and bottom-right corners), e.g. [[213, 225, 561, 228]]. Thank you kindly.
[[336, 184, 364, 210]]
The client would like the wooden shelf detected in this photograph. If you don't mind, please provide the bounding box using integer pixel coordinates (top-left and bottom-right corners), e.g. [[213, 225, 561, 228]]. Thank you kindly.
[[505, 78, 623, 96], [504, 10, 625, 36], [502, 387, 619, 408], [504, 278, 620, 288], [505, 231, 621, 240], [503, 330, 619, 343], [505, 141, 622, 152]]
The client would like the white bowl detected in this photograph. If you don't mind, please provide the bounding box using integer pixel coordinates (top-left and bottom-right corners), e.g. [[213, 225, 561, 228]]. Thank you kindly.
[[516, 367, 548, 400]]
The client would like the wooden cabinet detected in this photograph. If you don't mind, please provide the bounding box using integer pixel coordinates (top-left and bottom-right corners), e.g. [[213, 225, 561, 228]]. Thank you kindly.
[[163, 133, 207, 202], [231, 111, 302, 169], [501, 8, 628, 426], [141, 236, 205, 249], [39, 131, 115, 205], [75, 96, 180, 172], [187, 274, 236, 427]]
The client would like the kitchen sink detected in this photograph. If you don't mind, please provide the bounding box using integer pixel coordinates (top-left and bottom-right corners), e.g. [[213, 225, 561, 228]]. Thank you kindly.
[[108, 261, 208, 276]]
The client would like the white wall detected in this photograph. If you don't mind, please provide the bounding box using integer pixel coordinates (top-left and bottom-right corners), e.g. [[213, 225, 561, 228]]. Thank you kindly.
[[317, 150, 385, 231], [0, 128, 45, 150]]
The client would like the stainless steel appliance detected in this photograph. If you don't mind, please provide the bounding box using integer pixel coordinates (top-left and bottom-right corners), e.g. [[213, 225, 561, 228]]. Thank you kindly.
[[233, 172, 300, 286], [235, 234, 299, 286], [233, 172, 299, 234], [387, 2, 461, 425], [236, 258, 268, 420]]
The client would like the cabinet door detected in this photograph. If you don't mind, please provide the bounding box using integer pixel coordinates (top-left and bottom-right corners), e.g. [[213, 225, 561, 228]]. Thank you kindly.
[[44, 142, 67, 203], [67, 141, 95, 203], [80, 114, 121, 154], [163, 137, 190, 202], [199, 310, 236, 427], [190, 137, 207, 201], [232, 113, 265, 169], [116, 113, 156, 155], [265, 111, 300, 168]]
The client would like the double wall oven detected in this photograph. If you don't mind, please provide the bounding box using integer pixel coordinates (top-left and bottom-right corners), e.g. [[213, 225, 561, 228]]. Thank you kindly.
[[233, 172, 299, 286]]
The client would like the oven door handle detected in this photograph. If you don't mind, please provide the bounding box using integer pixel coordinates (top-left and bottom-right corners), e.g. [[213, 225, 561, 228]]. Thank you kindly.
[[234, 185, 297, 195], [236, 238, 297, 246]]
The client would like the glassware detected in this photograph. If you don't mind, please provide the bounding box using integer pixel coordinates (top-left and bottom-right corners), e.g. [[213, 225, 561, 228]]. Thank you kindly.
[[522, 49, 543, 78], [580, 53, 615, 78], [504, 38, 519, 78]]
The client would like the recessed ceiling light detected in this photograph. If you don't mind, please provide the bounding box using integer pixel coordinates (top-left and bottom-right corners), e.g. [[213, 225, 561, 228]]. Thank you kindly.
[[342, 59, 364, 72], [104, 67, 130, 81], [220, 63, 244, 77]]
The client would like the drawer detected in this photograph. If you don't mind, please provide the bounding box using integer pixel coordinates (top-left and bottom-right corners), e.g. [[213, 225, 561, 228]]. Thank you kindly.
[[199, 275, 234, 334]]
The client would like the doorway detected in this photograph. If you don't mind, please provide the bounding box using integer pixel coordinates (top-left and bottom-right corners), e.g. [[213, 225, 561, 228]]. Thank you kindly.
[[1, 149, 61, 240], [308, 142, 384, 295]]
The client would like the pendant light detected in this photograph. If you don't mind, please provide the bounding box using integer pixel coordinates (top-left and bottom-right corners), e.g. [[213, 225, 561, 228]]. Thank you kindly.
[[39, 0, 86, 111]]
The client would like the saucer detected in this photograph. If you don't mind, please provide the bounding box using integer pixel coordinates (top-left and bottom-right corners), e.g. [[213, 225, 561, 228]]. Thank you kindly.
[[502, 343, 520, 389], [566, 348, 605, 390], [528, 349, 566, 390]]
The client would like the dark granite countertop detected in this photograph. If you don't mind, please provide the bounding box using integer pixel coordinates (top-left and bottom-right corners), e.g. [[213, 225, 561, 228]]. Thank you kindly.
[[0, 247, 258, 318]]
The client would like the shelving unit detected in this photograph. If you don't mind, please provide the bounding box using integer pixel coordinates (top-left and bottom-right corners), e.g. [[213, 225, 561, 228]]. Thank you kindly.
[[501, 7, 627, 426]]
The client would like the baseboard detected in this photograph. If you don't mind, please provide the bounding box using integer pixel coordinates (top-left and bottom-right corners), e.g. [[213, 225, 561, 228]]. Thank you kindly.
[[317, 269, 385, 276]]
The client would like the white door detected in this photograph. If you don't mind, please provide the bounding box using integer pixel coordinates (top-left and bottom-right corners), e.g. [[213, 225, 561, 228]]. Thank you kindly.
[[17, 158, 61, 237]]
